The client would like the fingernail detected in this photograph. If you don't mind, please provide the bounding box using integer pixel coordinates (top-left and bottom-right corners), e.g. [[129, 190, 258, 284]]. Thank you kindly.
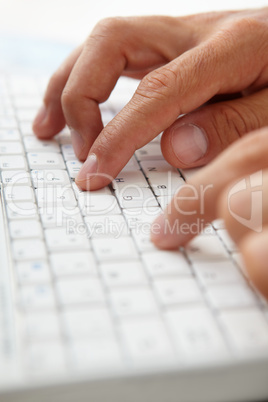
[[171, 123, 208, 165], [76, 153, 98, 182], [70, 128, 84, 157], [33, 104, 47, 126]]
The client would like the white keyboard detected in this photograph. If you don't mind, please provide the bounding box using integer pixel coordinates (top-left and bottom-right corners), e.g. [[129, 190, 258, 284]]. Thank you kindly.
[[1, 73, 268, 390]]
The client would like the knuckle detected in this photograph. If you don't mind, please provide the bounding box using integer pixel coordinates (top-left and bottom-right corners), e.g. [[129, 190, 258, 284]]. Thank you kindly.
[[220, 13, 268, 49], [90, 17, 127, 42], [229, 14, 268, 36], [61, 87, 75, 113], [221, 103, 248, 137], [85, 17, 129, 56], [217, 102, 260, 139], [136, 67, 177, 102], [93, 117, 136, 157]]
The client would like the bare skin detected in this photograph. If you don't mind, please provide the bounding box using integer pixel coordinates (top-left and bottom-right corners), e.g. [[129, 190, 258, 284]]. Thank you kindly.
[[33, 8, 268, 298]]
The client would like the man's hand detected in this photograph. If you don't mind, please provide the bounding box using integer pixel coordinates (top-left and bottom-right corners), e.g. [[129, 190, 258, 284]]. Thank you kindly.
[[151, 127, 268, 299], [33, 9, 268, 190]]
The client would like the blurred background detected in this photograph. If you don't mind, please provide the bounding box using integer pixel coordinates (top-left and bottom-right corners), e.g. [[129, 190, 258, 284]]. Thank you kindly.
[[0, 0, 267, 72], [1, 0, 267, 43]]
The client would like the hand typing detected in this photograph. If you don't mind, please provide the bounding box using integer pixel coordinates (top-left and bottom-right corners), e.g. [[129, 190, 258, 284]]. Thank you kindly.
[[33, 8, 268, 298]]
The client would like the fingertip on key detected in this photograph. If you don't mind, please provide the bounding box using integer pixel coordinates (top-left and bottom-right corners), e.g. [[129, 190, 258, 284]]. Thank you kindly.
[[76, 153, 98, 185]]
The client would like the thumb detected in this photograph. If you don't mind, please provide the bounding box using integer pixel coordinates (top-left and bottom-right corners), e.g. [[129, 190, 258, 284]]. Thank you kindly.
[[161, 88, 268, 169]]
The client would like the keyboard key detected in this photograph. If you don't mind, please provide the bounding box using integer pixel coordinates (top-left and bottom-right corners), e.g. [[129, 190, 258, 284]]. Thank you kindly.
[[142, 250, 192, 278], [149, 172, 184, 196], [24, 311, 61, 340], [15, 260, 50, 284], [112, 170, 148, 191], [206, 283, 258, 310], [9, 219, 42, 239], [141, 160, 184, 196], [154, 278, 203, 306], [45, 228, 90, 252], [100, 261, 147, 288], [4, 185, 34, 202], [84, 214, 129, 238], [6, 201, 37, 220], [19, 284, 55, 309], [193, 260, 244, 287], [69, 339, 122, 371], [23, 136, 60, 152], [39, 206, 83, 228], [120, 156, 140, 172], [123, 207, 162, 229], [13, 239, 46, 260], [120, 317, 174, 363], [79, 194, 121, 216], [1, 170, 31, 186], [132, 230, 158, 253], [135, 143, 163, 161], [110, 287, 158, 317], [0, 128, 20, 141], [19, 121, 35, 136], [0, 141, 23, 155], [116, 187, 158, 209], [0, 116, 18, 129], [72, 181, 111, 198], [0, 155, 27, 170], [50, 252, 97, 277], [31, 169, 70, 187], [61, 144, 77, 161], [62, 307, 114, 339], [66, 160, 83, 179], [186, 235, 229, 261], [36, 187, 77, 208], [24, 341, 66, 374], [141, 159, 178, 176], [220, 309, 268, 353], [92, 236, 138, 261], [166, 306, 228, 361], [28, 152, 65, 170], [56, 278, 105, 306]]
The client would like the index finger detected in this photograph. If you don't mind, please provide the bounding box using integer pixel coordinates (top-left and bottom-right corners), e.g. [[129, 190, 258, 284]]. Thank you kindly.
[[56, 16, 193, 161], [76, 20, 267, 190]]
